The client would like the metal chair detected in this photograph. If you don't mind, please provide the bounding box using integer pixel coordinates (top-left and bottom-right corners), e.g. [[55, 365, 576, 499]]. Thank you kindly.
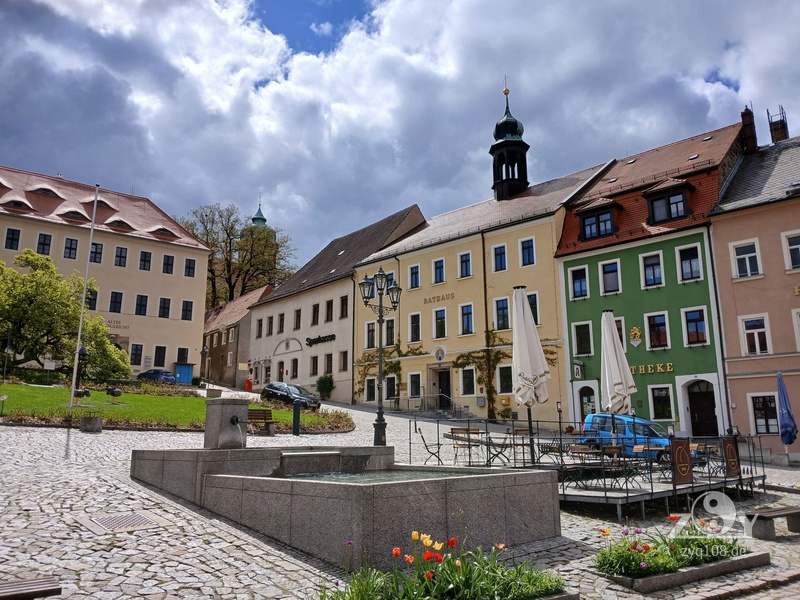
[[417, 429, 443, 465]]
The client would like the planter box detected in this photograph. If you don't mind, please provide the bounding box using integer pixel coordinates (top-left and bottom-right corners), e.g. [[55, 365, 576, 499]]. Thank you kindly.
[[611, 551, 771, 594]]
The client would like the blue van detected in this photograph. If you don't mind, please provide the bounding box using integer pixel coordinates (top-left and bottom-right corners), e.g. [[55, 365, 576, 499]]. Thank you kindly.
[[579, 413, 672, 459]]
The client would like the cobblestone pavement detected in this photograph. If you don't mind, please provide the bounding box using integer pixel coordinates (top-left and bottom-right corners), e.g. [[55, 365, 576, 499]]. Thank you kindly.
[[1, 402, 799, 599]]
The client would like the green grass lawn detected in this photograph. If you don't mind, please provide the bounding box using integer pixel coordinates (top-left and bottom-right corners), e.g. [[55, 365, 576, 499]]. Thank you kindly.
[[0, 382, 352, 431]]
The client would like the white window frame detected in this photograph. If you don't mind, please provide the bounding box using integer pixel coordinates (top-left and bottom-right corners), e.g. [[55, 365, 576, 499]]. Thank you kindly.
[[365, 320, 377, 349], [729, 238, 762, 279], [648, 384, 675, 421], [491, 243, 507, 273], [212, 333, 218, 347], [598, 258, 622, 295], [572, 321, 594, 357], [460, 367, 476, 396], [680, 305, 710, 347], [781, 229, 800, 271], [432, 307, 447, 339], [457, 251, 472, 279], [747, 392, 780, 435], [408, 312, 422, 343], [793, 308, 800, 352], [493, 296, 510, 331], [432, 257, 446, 285], [519, 236, 536, 267], [675, 243, 704, 283], [496, 364, 513, 395], [228, 328, 235, 343], [227, 351, 233, 367], [738, 313, 772, 356], [613, 316, 627, 353], [639, 250, 665, 289], [364, 377, 377, 402], [644, 310, 671, 350], [408, 372, 422, 398], [459, 302, 474, 336], [568, 265, 590, 300], [408, 263, 421, 289]]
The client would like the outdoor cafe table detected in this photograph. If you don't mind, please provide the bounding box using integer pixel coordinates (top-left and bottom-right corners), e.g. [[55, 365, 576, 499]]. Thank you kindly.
[[444, 428, 511, 466]]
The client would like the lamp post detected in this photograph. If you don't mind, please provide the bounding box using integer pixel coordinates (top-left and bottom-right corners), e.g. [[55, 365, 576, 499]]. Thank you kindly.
[[359, 267, 402, 446], [201, 346, 209, 380]]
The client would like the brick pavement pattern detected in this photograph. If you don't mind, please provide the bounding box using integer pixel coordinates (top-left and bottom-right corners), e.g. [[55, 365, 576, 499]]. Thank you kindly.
[[1, 403, 800, 599]]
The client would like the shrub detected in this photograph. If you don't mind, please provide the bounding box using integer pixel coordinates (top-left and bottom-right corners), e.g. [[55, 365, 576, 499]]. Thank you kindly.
[[316, 373, 335, 399]]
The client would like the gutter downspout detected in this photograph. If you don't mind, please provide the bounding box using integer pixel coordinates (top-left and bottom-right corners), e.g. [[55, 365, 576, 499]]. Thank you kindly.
[[480, 231, 492, 418], [350, 273, 357, 404]]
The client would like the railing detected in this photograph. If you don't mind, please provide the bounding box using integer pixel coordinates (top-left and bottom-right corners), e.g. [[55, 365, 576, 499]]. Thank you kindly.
[[388, 394, 465, 418]]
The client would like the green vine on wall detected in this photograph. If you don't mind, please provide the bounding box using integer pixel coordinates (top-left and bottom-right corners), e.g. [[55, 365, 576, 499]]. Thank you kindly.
[[452, 329, 510, 420], [355, 339, 427, 396]]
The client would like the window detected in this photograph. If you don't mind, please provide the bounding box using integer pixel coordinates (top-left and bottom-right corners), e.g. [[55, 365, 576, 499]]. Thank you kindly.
[[130, 344, 143, 366], [340, 295, 348, 319], [294, 309, 301, 330], [213, 333, 218, 347], [154, 346, 166, 368], [37, 233, 52, 255], [493, 244, 507, 272], [650, 386, 673, 420], [434, 308, 447, 339], [433, 259, 445, 284], [365, 378, 376, 402], [409, 313, 421, 343], [184, 258, 196, 277], [458, 252, 471, 278], [599, 260, 620, 294], [87, 290, 97, 311], [498, 365, 513, 394], [256, 318, 263, 338], [648, 192, 688, 224], [494, 298, 509, 330], [677, 245, 702, 282], [310, 356, 319, 377], [573, 322, 592, 356], [386, 376, 397, 401], [135, 295, 148, 316], [732, 241, 760, 278], [90, 243, 103, 264], [228, 328, 234, 343], [461, 368, 476, 396], [794, 309, 800, 353], [385, 318, 395, 346], [569, 266, 589, 299], [520, 238, 535, 266], [324, 353, 333, 374], [752, 395, 778, 434], [308, 303, 319, 326], [339, 350, 348, 372], [783, 231, 800, 270], [181, 300, 193, 321], [639, 253, 662, 288], [741, 316, 769, 355], [409, 265, 420, 289], [139, 251, 151, 271], [115, 246, 127, 267], [460, 304, 474, 335], [177, 347, 189, 363], [62, 238, 78, 259], [646, 312, 669, 349], [277, 313, 285, 333], [158, 298, 170, 319], [527, 292, 539, 325], [366, 322, 376, 348], [228, 352, 234, 368], [109, 291, 123, 313], [4, 228, 20, 250], [267, 316, 273, 336], [291, 358, 298, 379], [409, 373, 421, 397], [162, 255, 174, 274], [325, 299, 334, 322], [581, 210, 613, 240], [682, 307, 707, 345]]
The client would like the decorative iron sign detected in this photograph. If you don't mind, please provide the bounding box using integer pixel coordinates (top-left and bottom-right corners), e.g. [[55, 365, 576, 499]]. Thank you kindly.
[[306, 334, 336, 347], [722, 436, 741, 477]]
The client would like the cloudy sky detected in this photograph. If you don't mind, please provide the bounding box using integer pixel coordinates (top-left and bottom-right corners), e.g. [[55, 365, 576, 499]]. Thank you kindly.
[[2, 0, 799, 266]]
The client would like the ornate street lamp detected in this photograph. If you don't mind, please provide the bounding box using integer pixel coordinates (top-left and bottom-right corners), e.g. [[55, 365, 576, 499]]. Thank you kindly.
[[359, 267, 402, 446]]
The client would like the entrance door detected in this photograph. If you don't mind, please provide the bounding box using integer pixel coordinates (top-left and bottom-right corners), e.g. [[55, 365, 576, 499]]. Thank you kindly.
[[579, 386, 595, 423], [385, 376, 397, 410], [438, 369, 451, 410], [688, 381, 718, 436], [277, 361, 284, 382]]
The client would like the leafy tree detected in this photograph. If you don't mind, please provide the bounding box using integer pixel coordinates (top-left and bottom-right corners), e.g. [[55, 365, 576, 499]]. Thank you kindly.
[[0, 249, 130, 379], [316, 373, 335, 400], [452, 329, 511, 420], [178, 203, 296, 308]]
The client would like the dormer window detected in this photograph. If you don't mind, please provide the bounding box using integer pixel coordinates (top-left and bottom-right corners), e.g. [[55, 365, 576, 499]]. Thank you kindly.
[[647, 191, 690, 224], [580, 209, 615, 240]]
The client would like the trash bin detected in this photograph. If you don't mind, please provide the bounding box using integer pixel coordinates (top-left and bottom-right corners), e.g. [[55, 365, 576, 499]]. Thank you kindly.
[[79, 410, 103, 433], [244, 379, 253, 392]]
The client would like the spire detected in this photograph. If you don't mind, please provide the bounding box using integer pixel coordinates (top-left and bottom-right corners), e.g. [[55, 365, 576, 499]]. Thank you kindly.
[[252, 202, 267, 227], [489, 79, 529, 200]]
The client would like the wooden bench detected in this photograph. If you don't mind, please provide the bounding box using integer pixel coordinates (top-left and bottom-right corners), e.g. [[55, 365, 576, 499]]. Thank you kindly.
[[247, 408, 277, 436], [0, 576, 61, 599], [743, 506, 800, 540]]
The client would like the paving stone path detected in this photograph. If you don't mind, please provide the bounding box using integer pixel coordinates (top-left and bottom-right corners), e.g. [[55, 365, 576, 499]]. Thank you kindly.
[[1, 402, 799, 599]]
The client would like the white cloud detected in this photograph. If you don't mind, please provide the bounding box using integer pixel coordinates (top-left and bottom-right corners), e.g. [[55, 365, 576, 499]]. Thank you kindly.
[[310, 22, 333, 37]]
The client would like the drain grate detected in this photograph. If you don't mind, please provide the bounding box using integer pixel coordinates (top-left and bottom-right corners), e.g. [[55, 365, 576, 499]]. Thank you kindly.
[[77, 510, 170, 535]]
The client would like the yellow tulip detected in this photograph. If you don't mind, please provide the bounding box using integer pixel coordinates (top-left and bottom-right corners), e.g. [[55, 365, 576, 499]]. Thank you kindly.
[[423, 538, 433, 547], [433, 541, 443, 551], [411, 531, 419, 540]]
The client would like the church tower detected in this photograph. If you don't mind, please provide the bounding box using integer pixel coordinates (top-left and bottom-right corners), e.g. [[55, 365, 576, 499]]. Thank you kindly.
[[489, 84, 529, 200], [252, 203, 267, 227]]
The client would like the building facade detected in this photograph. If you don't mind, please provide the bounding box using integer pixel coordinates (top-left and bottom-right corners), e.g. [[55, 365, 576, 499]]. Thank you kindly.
[[0, 165, 210, 381]]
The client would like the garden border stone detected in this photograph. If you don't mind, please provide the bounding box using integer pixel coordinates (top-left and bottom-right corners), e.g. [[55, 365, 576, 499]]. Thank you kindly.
[[609, 551, 771, 594]]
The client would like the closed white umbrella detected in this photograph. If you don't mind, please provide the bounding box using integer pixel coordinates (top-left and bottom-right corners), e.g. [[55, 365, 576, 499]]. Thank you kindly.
[[512, 287, 550, 407], [601, 310, 636, 441]]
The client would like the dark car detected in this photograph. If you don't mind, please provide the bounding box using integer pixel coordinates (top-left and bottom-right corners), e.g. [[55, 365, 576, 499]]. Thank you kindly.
[[260, 382, 321, 410], [137, 368, 176, 383]]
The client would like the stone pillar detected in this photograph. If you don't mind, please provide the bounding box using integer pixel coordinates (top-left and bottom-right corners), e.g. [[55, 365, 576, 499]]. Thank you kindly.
[[204, 398, 249, 449]]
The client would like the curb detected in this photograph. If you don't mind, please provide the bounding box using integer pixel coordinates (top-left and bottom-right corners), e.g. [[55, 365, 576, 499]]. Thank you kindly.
[[680, 568, 800, 600]]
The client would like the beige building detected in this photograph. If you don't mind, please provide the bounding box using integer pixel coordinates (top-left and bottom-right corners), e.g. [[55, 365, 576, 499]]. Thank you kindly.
[[0, 165, 209, 382]]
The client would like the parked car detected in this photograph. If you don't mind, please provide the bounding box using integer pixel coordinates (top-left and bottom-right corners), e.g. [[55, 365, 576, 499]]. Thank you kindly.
[[137, 368, 176, 383], [260, 382, 321, 410], [578, 413, 672, 460]]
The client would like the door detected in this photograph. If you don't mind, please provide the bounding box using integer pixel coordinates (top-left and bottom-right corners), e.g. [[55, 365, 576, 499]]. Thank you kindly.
[[579, 386, 595, 423], [385, 376, 397, 410], [277, 361, 284, 382], [688, 381, 719, 437], [438, 369, 451, 409]]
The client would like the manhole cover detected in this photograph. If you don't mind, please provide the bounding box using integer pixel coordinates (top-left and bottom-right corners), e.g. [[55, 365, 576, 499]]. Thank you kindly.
[[76, 510, 170, 534]]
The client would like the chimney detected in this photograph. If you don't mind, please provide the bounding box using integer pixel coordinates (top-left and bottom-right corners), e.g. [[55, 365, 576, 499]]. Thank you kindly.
[[767, 105, 789, 144], [741, 106, 758, 153]]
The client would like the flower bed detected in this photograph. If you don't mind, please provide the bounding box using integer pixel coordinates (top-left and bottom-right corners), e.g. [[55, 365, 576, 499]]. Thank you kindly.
[[317, 532, 575, 600]]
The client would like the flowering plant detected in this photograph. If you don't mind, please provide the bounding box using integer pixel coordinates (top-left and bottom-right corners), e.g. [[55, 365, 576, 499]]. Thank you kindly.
[[318, 531, 564, 599], [591, 516, 750, 578]]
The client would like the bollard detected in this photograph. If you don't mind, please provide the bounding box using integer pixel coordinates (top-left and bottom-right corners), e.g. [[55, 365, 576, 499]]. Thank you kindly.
[[292, 398, 301, 436]]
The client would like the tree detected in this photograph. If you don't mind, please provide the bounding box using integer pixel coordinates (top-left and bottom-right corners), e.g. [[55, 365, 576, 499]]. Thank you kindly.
[[178, 203, 296, 308], [0, 249, 130, 379]]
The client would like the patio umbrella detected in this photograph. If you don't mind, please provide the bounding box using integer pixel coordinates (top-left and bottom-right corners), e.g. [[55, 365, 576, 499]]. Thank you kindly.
[[777, 372, 797, 463], [600, 310, 637, 441], [512, 287, 550, 464]]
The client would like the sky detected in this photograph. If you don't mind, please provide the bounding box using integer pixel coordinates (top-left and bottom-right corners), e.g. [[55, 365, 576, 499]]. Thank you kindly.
[[2, 0, 800, 267]]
